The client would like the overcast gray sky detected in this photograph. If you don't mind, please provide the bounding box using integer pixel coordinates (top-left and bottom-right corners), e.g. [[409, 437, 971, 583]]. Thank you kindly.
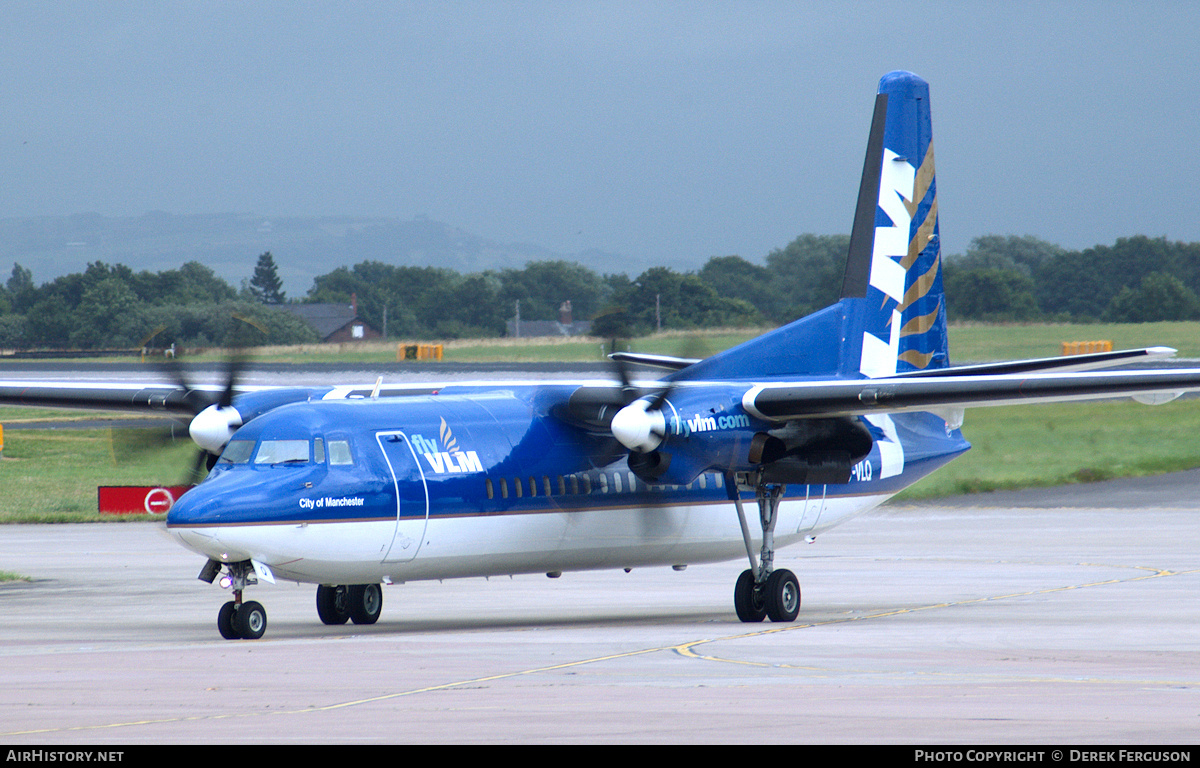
[[3, 1, 1198, 269]]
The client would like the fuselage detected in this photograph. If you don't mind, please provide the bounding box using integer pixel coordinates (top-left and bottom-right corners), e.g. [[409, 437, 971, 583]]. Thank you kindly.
[[166, 382, 970, 585]]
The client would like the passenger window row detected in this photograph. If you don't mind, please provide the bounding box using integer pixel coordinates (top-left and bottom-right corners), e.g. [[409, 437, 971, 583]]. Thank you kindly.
[[484, 470, 724, 501]]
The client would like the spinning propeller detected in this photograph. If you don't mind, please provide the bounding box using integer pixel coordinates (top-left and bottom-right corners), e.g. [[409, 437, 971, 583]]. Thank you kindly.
[[158, 358, 246, 480], [557, 337, 717, 483], [604, 356, 678, 482]]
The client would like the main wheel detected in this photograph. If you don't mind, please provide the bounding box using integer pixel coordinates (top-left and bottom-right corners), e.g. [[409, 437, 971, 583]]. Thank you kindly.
[[733, 569, 767, 623], [316, 585, 351, 625], [234, 600, 268, 639], [765, 569, 801, 623], [218, 600, 240, 639], [348, 584, 382, 625]]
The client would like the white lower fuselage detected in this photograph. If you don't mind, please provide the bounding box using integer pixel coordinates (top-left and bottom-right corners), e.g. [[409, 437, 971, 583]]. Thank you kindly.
[[170, 490, 893, 586]]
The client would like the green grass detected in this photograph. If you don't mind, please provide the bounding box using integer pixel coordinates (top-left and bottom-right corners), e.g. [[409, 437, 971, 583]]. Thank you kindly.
[[895, 397, 1200, 500], [948, 321, 1200, 362], [0, 426, 198, 523]]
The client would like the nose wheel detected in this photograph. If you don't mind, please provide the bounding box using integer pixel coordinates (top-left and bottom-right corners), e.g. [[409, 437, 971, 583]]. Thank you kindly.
[[729, 473, 802, 623], [206, 560, 269, 640], [218, 599, 268, 640]]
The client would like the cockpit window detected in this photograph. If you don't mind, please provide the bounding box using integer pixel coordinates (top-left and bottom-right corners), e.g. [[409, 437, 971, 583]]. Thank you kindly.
[[328, 440, 354, 466], [254, 439, 311, 465], [218, 440, 255, 464]]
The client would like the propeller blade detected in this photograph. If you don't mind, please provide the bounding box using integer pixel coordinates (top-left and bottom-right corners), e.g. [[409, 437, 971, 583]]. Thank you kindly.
[[645, 381, 675, 413], [183, 448, 210, 485], [614, 356, 639, 405], [217, 356, 246, 408], [154, 360, 220, 416]]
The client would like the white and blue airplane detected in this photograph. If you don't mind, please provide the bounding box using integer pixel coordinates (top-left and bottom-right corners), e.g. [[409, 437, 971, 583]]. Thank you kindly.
[[6, 71, 1200, 640]]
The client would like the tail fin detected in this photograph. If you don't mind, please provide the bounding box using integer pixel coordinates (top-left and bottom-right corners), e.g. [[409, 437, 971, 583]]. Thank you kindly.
[[671, 71, 947, 383], [844, 71, 947, 377]]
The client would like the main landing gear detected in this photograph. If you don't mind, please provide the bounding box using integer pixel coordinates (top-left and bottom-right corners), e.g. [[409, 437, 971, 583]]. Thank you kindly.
[[729, 473, 801, 623], [316, 584, 383, 626], [200, 560, 383, 639]]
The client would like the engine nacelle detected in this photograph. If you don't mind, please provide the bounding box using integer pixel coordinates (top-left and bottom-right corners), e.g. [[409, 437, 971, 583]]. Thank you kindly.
[[630, 385, 874, 487]]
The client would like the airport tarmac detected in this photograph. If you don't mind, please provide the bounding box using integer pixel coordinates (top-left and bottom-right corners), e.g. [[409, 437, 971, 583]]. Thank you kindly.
[[1, 474, 1198, 744]]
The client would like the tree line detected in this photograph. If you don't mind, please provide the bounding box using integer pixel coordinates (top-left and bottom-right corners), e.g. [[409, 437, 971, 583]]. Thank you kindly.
[[943, 234, 1200, 322], [0, 259, 318, 350], [2, 233, 1198, 350], [288, 234, 851, 340]]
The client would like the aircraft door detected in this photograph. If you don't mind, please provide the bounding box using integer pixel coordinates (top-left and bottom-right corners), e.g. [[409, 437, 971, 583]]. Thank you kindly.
[[375, 431, 430, 563]]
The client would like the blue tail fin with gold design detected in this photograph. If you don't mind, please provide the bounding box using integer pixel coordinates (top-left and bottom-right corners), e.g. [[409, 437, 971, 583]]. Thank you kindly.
[[843, 70, 947, 377], [671, 70, 947, 383]]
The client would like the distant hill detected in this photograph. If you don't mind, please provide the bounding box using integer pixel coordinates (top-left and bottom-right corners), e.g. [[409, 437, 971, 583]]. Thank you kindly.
[[0, 212, 637, 297]]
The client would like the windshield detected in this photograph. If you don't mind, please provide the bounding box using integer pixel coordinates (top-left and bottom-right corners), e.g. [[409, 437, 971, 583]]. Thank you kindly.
[[254, 439, 311, 465], [218, 440, 255, 464]]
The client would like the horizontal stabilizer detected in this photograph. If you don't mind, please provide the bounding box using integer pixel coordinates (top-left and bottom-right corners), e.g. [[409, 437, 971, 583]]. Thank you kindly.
[[608, 352, 700, 371]]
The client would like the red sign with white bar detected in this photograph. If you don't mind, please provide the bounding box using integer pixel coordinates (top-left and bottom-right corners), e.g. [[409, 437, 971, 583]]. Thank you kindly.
[[98, 486, 195, 515]]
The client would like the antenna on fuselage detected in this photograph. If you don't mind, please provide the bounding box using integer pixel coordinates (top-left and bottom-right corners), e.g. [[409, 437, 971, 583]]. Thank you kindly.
[[370, 376, 383, 399]]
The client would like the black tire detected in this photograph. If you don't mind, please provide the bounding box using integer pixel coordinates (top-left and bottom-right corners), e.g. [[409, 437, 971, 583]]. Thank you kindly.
[[765, 569, 801, 623], [348, 584, 382, 625], [316, 585, 351, 625], [235, 600, 268, 640], [218, 600, 240, 640], [733, 569, 767, 623]]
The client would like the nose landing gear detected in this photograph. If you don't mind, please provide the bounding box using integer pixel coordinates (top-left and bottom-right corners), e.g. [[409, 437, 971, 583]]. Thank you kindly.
[[208, 561, 268, 640]]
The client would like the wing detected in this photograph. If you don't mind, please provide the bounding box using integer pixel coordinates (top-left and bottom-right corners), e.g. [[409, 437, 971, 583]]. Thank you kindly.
[[888, 346, 1178, 378], [743, 365, 1200, 421], [0, 381, 210, 414]]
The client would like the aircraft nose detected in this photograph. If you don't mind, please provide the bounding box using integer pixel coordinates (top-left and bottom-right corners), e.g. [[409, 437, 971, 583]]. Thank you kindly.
[[167, 482, 255, 562], [166, 473, 242, 528]]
